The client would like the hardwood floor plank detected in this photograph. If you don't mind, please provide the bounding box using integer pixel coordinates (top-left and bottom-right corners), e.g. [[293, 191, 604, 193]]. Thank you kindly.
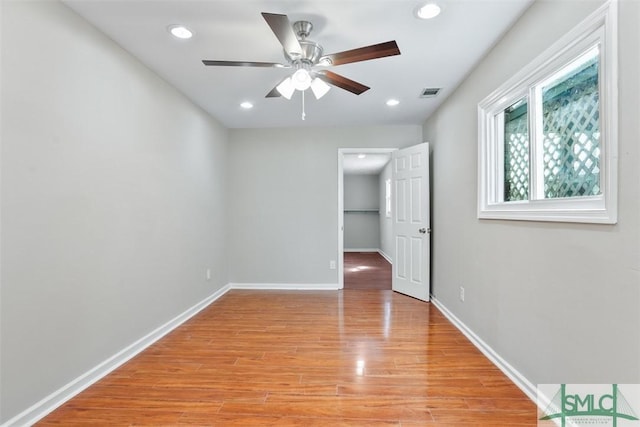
[[38, 290, 538, 425], [178, 412, 403, 427], [39, 408, 185, 425], [430, 408, 535, 424], [465, 397, 537, 411], [73, 384, 264, 403], [220, 394, 435, 421]]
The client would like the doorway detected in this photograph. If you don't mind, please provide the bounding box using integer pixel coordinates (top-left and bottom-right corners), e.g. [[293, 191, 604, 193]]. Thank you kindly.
[[338, 144, 431, 300], [337, 148, 396, 290]]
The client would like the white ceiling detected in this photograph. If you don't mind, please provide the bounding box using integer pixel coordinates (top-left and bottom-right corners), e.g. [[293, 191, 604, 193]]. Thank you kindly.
[[63, 0, 532, 129], [343, 153, 391, 175]]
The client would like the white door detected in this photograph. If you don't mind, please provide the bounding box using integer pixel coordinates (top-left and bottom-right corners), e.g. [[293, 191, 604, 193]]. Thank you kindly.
[[392, 143, 430, 301]]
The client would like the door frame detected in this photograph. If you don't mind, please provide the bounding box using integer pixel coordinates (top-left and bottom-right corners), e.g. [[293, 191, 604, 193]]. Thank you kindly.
[[337, 148, 397, 289]]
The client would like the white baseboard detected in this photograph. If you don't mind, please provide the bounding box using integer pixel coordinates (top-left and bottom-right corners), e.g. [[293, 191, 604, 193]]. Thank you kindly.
[[2, 284, 231, 427], [430, 296, 537, 403], [377, 249, 392, 264], [229, 283, 340, 291]]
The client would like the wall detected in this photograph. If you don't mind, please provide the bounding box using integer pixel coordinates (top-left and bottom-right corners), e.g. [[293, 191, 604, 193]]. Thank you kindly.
[[423, 0, 640, 386], [378, 162, 393, 261], [227, 126, 421, 284], [344, 174, 380, 250], [0, 1, 229, 423]]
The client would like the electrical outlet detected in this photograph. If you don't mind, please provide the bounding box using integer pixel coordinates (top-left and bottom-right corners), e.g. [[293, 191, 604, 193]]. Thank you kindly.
[[206, 268, 211, 280], [329, 260, 336, 270], [459, 286, 465, 302]]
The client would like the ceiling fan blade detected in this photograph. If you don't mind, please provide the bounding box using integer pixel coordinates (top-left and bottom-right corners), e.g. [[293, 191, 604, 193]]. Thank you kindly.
[[266, 79, 285, 98], [321, 41, 400, 66], [202, 60, 288, 68], [261, 12, 303, 58], [266, 87, 281, 98], [316, 70, 370, 95]]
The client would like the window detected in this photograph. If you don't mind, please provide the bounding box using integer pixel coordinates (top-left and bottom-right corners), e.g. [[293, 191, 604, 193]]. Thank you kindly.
[[478, 1, 617, 224], [385, 179, 391, 218]]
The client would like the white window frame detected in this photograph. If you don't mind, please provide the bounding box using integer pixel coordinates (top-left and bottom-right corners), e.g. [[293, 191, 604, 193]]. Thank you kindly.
[[385, 179, 392, 218], [478, 1, 618, 224]]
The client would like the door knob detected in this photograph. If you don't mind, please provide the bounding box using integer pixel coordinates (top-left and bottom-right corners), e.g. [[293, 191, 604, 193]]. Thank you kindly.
[[419, 228, 426, 234]]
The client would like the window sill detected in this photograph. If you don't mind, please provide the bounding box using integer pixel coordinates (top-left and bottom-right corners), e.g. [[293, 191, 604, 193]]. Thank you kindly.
[[478, 195, 617, 224]]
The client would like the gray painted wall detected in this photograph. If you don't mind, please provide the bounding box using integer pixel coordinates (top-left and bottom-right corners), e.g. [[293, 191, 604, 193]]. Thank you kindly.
[[227, 127, 421, 284], [422, 0, 640, 384], [1, 1, 229, 422], [344, 174, 380, 250], [379, 162, 393, 260], [344, 174, 379, 211]]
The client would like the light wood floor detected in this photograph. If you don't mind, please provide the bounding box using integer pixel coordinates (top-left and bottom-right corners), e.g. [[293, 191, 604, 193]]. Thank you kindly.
[[39, 290, 538, 426], [344, 252, 391, 290]]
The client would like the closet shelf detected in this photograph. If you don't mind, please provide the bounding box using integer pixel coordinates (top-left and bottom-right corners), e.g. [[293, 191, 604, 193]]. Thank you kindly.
[[344, 209, 379, 213]]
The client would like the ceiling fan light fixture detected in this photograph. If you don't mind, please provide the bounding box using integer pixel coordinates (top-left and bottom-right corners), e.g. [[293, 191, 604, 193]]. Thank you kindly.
[[292, 69, 312, 91], [276, 77, 295, 100], [240, 101, 254, 109], [386, 99, 400, 107], [168, 25, 193, 39], [415, 2, 442, 20], [310, 78, 331, 99]]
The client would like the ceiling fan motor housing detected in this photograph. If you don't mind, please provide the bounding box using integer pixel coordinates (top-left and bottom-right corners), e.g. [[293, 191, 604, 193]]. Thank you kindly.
[[286, 40, 324, 65]]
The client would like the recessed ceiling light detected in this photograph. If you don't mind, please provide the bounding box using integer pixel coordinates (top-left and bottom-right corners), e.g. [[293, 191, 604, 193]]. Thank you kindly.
[[386, 99, 400, 107], [168, 25, 193, 39], [240, 101, 254, 109], [358, 154, 366, 159], [415, 2, 442, 20]]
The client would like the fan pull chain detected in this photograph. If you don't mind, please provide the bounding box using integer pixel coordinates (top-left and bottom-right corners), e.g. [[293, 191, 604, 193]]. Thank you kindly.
[[301, 90, 306, 121]]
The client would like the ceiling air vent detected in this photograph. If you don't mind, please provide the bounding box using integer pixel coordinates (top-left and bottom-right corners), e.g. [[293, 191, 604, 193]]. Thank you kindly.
[[420, 87, 441, 98]]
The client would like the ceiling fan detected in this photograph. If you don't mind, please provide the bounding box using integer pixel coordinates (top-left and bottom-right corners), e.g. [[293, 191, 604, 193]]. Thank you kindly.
[[202, 12, 401, 100]]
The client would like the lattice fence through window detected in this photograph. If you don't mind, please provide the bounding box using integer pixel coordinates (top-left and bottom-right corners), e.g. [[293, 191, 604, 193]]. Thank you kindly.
[[504, 102, 529, 202], [542, 63, 601, 198]]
